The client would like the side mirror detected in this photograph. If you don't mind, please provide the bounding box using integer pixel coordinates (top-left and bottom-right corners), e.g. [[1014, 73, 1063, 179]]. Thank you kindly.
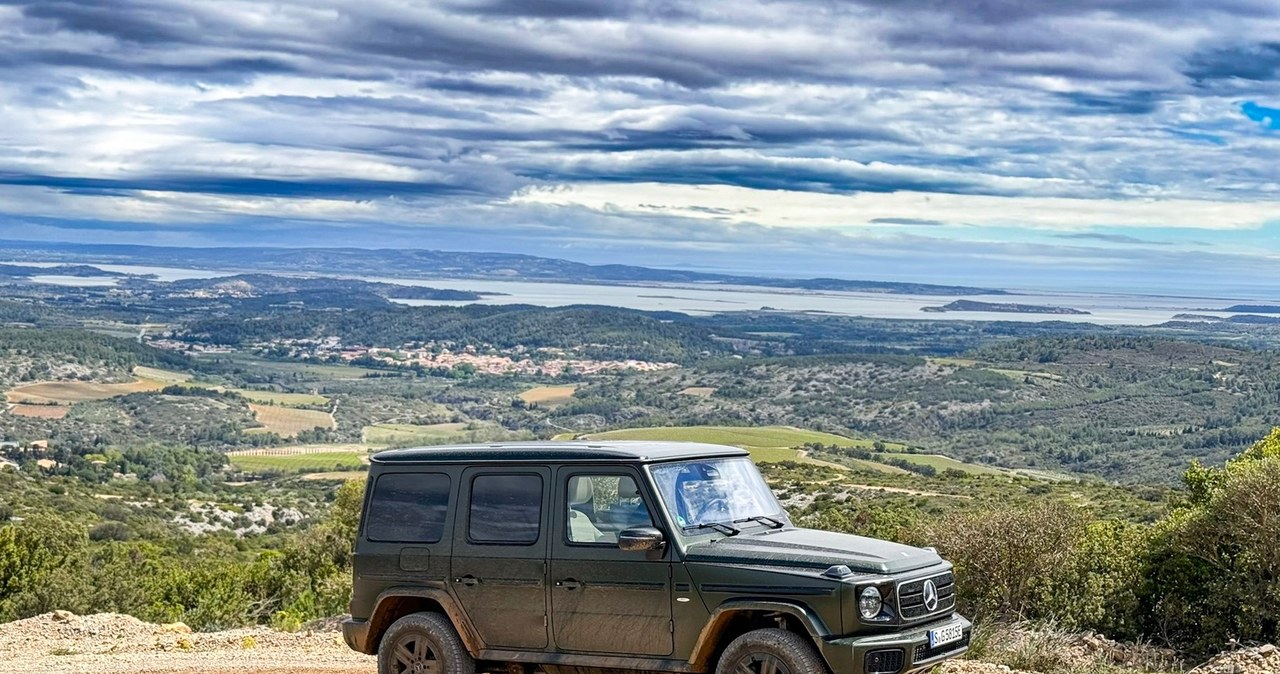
[[618, 526, 665, 552]]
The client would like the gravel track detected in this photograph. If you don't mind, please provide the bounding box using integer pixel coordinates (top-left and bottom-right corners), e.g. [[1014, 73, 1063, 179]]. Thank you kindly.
[[6, 611, 1275, 674], [0, 612, 373, 674]]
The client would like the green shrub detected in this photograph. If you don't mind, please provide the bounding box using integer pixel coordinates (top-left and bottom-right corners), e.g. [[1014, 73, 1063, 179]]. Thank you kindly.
[[925, 500, 1088, 622], [1140, 430, 1280, 654]]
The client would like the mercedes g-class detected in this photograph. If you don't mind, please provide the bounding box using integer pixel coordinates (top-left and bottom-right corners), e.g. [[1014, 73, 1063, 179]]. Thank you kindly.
[[342, 441, 969, 674]]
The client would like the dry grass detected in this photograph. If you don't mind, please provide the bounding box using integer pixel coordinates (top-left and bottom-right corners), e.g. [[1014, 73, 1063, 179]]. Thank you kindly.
[[678, 387, 717, 397], [8, 404, 70, 419], [131, 366, 192, 383], [226, 443, 367, 457], [963, 622, 1182, 674], [247, 404, 335, 437], [301, 471, 367, 481], [518, 385, 577, 406], [6, 379, 165, 404]]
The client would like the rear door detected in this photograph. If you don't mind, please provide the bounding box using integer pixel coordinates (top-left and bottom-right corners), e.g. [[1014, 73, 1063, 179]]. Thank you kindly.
[[549, 466, 674, 656], [449, 467, 551, 650]]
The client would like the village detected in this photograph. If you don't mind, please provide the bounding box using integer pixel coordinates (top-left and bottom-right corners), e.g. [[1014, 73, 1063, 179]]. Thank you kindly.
[[236, 336, 681, 377]]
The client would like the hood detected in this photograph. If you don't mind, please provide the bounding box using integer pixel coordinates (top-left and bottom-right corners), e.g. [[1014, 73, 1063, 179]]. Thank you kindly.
[[684, 527, 943, 575]]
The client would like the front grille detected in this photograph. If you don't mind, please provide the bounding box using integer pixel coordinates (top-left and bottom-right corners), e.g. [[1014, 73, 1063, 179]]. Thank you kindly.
[[896, 571, 956, 620], [864, 648, 904, 674], [913, 629, 971, 663]]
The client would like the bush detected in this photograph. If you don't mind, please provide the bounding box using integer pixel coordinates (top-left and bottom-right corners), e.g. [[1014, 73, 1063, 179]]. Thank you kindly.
[[926, 500, 1089, 621], [89, 522, 132, 542], [1140, 429, 1280, 654]]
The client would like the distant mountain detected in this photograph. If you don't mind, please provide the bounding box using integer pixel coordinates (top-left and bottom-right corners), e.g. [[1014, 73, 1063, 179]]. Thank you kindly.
[[1223, 305, 1280, 313], [921, 300, 1089, 315], [0, 263, 130, 278], [0, 240, 1009, 297], [153, 273, 488, 301]]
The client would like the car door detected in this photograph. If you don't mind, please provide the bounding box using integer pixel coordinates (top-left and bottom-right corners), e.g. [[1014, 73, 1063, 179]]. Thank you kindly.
[[549, 466, 674, 656], [449, 467, 551, 650]]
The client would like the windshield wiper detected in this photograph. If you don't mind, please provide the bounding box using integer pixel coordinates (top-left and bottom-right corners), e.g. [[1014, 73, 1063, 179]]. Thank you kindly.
[[687, 521, 740, 536], [734, 515, 785, 529]]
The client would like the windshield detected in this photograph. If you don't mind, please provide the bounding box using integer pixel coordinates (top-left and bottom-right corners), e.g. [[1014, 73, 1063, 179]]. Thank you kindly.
[[650, 457, 783, 531]]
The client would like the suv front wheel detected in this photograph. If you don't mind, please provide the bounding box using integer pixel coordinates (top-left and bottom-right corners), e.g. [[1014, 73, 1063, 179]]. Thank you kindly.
[[715, 628, 829, 674], [378, 612, 476, 674]]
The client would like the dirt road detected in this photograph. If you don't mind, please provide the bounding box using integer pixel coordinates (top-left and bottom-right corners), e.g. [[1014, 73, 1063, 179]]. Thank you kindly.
[[0, 612, 374, 674]]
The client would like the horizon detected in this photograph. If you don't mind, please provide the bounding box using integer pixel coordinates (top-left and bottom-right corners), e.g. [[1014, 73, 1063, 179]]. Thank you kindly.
[[7, 237, 1280, 301], [1, 1, 1280, 295]]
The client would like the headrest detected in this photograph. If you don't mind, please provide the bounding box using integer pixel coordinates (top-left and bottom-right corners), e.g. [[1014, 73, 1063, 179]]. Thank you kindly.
[[617, 477, 641, 499], [569, 477, 594, 506]]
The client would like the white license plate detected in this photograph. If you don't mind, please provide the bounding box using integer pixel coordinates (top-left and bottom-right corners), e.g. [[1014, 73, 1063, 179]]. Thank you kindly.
[[929, 623, 964, 649]]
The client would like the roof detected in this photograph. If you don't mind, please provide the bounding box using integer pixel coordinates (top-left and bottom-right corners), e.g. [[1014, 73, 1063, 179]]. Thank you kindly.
[[369, 440, 750, 465]]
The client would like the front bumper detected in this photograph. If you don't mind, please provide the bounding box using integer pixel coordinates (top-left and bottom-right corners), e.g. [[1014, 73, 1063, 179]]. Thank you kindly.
[[819, 614, 972, 674], [341, 617, 373, 654]]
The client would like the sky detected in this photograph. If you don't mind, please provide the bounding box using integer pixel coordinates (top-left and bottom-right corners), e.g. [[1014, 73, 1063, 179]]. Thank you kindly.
[[2, 0, 1280, 293]]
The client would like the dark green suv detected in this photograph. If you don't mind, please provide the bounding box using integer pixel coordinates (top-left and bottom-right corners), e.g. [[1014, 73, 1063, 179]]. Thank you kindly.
[[342, 441, 970, 674]]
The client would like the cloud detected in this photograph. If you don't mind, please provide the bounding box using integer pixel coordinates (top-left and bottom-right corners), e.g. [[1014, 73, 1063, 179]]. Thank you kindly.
[[0, 0, 1279, 291], [1054, 232, 1173, 245], [869, 217, 949, 226]]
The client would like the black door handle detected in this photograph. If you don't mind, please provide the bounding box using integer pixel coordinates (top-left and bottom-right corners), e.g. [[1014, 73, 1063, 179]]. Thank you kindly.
[[454, 576, 480, 587], [556, 579, 582, 590]]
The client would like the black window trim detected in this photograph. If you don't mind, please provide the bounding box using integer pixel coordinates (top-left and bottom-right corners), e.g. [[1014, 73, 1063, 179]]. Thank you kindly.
[[365, 471, 453, 544], [562, 470, 657, 548], [466, 471, 546, 547]]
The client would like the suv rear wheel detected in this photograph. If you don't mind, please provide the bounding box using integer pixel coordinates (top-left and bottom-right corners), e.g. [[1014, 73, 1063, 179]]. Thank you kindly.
[[715, 628, 829, 674], [378, 612, 475, 674]]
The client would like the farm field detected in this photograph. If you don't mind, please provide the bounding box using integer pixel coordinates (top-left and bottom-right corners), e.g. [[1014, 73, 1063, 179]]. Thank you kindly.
[[7, 404, 70, 418], [873, 452, 1011, 476], [235, 389, 329, 406], [229, 451, 365, 473], [132, 366, 193, 383], [226, 443, 368, 457], [518, 385, 577, 406], [247, 404, 335, 437], [6, 378, 165, 404], [301, 471, 367, 481], [572, 425, 906, 465], [363, 422, 469, 445], [198, 353, 383, 380]]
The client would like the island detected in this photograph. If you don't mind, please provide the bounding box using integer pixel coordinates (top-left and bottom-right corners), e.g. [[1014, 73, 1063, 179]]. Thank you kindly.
[[1222, 305, 1280, 314], [922, 300, 1090, 315]]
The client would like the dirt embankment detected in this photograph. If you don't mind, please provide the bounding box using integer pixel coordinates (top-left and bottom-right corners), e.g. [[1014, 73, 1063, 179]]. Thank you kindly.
[[3, 611, 1278, 674], [0, 611, 373, 674]]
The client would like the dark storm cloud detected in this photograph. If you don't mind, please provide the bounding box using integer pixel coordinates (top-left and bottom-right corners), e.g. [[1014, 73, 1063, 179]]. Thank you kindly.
[[1054, 91, 1167, 116], [0, 173, 485, 199], [1185, 43, 1280, 82]]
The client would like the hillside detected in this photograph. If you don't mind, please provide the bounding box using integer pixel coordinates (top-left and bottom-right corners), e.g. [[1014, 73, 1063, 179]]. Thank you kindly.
[[0, 240, 1009, 295]]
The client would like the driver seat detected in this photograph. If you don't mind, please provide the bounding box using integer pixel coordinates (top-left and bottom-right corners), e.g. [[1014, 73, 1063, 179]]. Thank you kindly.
[[568, 477, 607, 543]]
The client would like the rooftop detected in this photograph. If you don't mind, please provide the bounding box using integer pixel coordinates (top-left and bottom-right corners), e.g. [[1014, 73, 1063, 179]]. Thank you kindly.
[[370, 440, 749, 464]]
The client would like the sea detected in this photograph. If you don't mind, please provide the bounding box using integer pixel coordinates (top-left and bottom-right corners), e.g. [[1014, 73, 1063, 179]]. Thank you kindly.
[[5, 261, 1260, 326]]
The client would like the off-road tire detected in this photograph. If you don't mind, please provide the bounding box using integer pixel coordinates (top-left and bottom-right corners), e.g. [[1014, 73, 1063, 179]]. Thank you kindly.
[[715, 628, 829, 674], [378, 612, 475, 674]]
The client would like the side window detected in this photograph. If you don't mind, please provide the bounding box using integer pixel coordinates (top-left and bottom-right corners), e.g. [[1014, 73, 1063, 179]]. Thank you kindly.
[[566, 474, 655, 544], [469, 474, 544, 544], [366, 473, 451, 543]]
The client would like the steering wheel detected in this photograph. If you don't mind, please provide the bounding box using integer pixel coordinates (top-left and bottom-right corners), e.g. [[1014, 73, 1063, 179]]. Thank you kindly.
[[694, 497, 730, 522]]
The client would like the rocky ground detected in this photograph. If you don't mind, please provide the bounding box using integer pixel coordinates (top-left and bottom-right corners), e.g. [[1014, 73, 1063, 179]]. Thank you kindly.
[[1, 611, 1276, 674], [0, 611, 373, 674]]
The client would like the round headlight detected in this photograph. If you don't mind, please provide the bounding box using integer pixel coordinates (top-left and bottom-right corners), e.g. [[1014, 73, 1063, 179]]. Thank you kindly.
[[859, 586, 883, 620]]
